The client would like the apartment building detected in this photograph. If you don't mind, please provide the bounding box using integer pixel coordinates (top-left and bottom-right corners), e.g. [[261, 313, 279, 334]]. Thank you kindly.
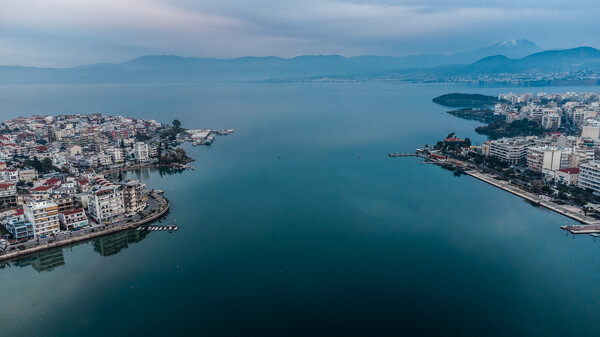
[[88, 185, 125, 223], [23, 199, 60, 237], [123, 180, 148, 215]]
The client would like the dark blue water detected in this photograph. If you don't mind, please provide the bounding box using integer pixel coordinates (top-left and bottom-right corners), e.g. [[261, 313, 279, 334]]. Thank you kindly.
[[1, 83, 599, 336]]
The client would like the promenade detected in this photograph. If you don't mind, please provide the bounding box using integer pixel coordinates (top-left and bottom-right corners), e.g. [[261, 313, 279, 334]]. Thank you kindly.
[[0, 191, 170, 263], [465, 170, 600, 227]]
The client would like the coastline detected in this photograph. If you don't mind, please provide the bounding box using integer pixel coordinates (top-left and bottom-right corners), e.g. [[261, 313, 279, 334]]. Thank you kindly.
[[414, 153, 600, 229], [464, 169, 598, 226], [0, 192, 170, 263]]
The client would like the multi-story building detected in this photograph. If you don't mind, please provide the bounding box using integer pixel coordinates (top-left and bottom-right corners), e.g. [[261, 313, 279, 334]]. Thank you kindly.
[[579, 161, 600, 192], [88, 185, 125, 223], [0, 168, 19, 183], [486, 138, 531, 165], [23, 199, 60, 237], [5, 217, 35, 240], [541, 113, 561, 130], [133, 142, 149, 163], [555, 168, 580, 186], [19, 169, 37, 181], [0, 183, 18, 209], [108, 147, 124, 164], [51, 194, 76, 213], [59, 208, 88, 230], [123, 180, 148, 215], [527, 146, 569, 173]]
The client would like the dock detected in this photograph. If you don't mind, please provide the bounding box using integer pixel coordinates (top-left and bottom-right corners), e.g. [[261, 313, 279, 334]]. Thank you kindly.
[[561, 225, 600, 234]]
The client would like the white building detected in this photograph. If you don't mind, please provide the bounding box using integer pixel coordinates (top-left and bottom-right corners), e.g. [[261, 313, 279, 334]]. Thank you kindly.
[[23, 199, 60, 237], [88, 185, 125, 223], [486, 138, 531, 165], [579, 161, 600, 192], [133, 142, 149, 163], [541, 113, 561, 130], [527, 146, 571, 173]]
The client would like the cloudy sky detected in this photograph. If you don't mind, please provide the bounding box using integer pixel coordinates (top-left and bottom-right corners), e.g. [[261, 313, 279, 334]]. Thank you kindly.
[[2, 0, 600, 67]]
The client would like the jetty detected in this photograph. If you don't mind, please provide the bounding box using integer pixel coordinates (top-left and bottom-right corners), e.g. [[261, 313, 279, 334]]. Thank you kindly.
[[561, 224, 600, 234]]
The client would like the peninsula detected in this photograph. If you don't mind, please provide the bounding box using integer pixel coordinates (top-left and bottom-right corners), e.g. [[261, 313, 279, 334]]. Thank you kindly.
[[0, 114, 233, 261]]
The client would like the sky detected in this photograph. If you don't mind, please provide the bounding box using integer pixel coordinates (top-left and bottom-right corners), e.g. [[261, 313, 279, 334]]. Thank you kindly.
[[2, 0, 600, 67]]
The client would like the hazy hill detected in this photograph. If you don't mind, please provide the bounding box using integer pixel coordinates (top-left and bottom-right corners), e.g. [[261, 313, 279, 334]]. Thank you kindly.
[[462, 46, 600, 74], [0, 39, 549, 84]]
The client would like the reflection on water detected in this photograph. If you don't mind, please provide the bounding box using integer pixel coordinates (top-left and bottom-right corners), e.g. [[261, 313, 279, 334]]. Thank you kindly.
[[92, 229, 149, 257], [2, 229, 150, 272], [11, 248, 65, 272]]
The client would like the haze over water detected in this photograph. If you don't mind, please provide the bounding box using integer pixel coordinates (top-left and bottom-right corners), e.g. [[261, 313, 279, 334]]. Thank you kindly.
[[1, 82, 600, 336]]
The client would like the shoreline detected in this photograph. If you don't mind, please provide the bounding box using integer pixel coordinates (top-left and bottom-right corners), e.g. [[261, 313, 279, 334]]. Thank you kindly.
[[0, 193, 170, 263], [463, 169, 599, 226], [416, 154, 600, 230]]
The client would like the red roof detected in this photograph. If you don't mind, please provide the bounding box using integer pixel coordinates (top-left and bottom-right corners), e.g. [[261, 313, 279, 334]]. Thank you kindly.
[[78, 179, 89, 185], [13, 209, 24, 216], [35, 145, 48, 152], [61, 208, 85, 216], [0, 183, 14, 189], [31, 185, 53, 192], [45, 177, 61, 185], [444, 137, 464, 142], [558, 168, 580, 174]]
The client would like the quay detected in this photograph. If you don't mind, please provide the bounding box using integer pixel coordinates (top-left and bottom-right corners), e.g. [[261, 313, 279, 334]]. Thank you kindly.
[[465, 170, 600, 227], [421, 154, 600, 231], [560, 225, 600, 234], [0, 192, 171, 263]]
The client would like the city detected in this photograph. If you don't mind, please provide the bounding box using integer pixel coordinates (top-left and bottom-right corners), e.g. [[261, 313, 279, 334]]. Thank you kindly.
[[0, 114, 230, 258], [420, 91, 600, 231]]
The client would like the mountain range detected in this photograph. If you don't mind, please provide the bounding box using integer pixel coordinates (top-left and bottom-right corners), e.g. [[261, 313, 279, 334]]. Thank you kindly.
[[1, 39, 599, 84]]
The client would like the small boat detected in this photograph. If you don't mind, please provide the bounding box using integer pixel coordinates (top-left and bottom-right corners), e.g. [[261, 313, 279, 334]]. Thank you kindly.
[[590, 233, 600, 237]]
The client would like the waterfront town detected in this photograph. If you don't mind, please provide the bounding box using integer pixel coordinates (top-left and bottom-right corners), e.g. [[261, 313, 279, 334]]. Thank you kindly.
[[420, 91, 600, 233], [0, 113, 231, 257]]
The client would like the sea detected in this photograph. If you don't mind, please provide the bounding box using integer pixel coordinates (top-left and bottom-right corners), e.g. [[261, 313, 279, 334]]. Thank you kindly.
[[0, 82, 599, 336]]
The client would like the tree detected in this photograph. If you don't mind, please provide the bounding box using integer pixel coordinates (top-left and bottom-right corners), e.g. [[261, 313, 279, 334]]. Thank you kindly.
[[173, 120, 181, 128], [531, 181, 543, 193], [120, 139, 125, 149], [463, 138, 472, 147], [447, 132, 455, 139], [41, 157, 53, 173], [118, 170, 123, 182]]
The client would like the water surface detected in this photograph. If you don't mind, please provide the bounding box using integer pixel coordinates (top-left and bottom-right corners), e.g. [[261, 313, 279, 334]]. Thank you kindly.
[[0, 82, 599, 336]]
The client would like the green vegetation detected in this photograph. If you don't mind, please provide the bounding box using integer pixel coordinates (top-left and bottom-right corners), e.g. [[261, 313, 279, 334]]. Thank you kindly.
[[159, 148, 191, 165], [446, 108, 504, 124], [24, 157, 56, 174], [432, 93, 498, 108], [160, 119, 184, 141], [475, 119, 544, 138]]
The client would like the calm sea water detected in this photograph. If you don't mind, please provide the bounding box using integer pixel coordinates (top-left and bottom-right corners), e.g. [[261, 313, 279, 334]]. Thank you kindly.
[[1, 82, 599, 336]]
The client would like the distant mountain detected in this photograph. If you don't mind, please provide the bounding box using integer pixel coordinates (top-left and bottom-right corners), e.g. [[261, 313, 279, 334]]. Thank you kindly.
[[452, 39, 541, 62], [0, 39, 551, 84], [462, 46, 600, 74]]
